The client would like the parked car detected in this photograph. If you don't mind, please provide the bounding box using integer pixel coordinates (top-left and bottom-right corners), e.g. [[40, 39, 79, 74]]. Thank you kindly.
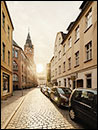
[[50, 86, 72, 107], [69, 88, 97, 129], [44, 87, 51, 98], [41, 86, 47, 94]]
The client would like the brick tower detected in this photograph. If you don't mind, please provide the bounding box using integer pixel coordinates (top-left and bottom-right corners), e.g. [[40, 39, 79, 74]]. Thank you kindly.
[[24, 32, 34, 64]]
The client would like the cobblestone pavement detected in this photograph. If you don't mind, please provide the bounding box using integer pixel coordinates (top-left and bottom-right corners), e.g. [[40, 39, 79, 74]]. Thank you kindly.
[[5, 88, 86, 129], [1, 88, 34, 129]]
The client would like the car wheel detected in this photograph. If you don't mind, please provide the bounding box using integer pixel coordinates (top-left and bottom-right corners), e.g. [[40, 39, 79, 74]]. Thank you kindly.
[[69, 108, 76, 121]]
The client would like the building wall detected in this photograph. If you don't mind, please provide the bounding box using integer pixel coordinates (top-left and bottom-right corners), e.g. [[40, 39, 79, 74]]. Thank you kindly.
[[51, 1, 97, 89], [1, 1, 14, 99]]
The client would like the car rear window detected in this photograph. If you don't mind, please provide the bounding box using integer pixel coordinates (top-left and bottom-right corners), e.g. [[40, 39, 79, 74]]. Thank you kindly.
[[57, 88, 71, 94], [73, 90, 95, 107]]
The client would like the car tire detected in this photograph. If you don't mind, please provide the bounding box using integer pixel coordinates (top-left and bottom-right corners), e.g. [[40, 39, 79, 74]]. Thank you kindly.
[[69, 108, 77, 121]]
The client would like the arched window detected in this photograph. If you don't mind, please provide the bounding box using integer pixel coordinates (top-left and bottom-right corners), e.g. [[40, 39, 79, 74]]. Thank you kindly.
[[13, 61, 18, 70], [13, 74, 18, 81]]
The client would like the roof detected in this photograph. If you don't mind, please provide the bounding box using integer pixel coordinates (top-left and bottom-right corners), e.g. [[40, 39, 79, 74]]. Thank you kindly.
[[13, 40, 19, 47], [4, 1, 14, 30], [50, 56, 54, 62], [79, 1, 89, 10], [63, 1, 93, 43], [61, 32, 67, 40], [25, 32, 33, 48], [66, 22, 75, 31], [52, 86, 71, 89]]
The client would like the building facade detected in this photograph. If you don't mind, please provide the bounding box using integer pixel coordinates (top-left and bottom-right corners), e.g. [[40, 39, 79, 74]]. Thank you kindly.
[[46, 63, 51, 85], [51, 1, 97, 89], [13, 39, 37, 90], [1, 1, 14, 99]]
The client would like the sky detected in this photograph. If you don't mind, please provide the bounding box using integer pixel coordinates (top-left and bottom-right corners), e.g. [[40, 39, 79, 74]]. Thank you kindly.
[[6, 1, 83, 75]]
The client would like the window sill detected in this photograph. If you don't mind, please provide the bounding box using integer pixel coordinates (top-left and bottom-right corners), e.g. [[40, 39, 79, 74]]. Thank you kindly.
[[63, 71, 66, 73], [84, 24, 93, 33], [63, 53, 66, 56], [74, 64, 79, 68], [84, 58, 92, 63], [68, 68, 71, 71], [74, 38, 80, 44]]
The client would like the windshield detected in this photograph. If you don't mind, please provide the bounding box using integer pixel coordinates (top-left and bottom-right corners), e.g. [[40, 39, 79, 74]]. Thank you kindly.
[[57, 88, 71, 94]]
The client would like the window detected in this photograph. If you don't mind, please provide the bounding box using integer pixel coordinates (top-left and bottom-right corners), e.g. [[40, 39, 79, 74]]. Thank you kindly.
[[59, 37, 61, 45], [68, 57, 71, 70], [64, 79, 66, 87], [85, 41, 92, 61], [13, 74, 18, 82], [55, 68, 57, 76], [68, 78, 71, 87], [8, 51, 10, 66], [8, 26, 10, 39], [81, 91, 94, 106], [55, 44, 57, 51], [63, 44, 66, 54], [13, 48, 14, 57], [13, 61, 18, 70], [3, 73, 10, 95], [75, 51, 79, 66], [86, 74, 92, 88], [74, 90, 82, 101], [59, 81, 61, 86], [15, 50, 18, 58], [58, 51, 61, 60], [22, 65, 23, 72], [2, 12, 5, 28], [55, 56, 57, 63], [75, 26, 79, 40], [59, 65, 61, 74], [68, 37, 72, 48], [63, 62, 66, 72], [2, 43, 5, 62], [86, 8, 92, 29], [22, 75, 24, 82]]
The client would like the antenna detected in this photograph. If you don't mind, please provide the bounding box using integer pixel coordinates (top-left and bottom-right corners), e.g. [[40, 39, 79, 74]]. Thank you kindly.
[[28, 27, 30, 33]]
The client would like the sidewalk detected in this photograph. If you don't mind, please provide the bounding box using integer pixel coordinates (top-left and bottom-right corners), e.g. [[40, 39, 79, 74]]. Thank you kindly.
[[1, 88, 34, 129]]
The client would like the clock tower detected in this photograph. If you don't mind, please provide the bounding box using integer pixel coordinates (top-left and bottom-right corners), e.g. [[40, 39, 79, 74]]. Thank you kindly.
[[24, 32, 34, 64]]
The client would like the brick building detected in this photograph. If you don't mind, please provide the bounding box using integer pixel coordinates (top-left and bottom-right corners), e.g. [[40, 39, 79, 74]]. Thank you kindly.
[[12, 32, 37, 90]]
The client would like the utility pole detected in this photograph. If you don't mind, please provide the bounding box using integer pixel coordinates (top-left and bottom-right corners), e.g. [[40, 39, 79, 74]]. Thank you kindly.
[[22, 86, 23, 96]]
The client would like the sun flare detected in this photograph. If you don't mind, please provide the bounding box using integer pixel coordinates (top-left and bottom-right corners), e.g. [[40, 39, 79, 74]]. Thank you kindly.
[[36, 64, 44, 73]]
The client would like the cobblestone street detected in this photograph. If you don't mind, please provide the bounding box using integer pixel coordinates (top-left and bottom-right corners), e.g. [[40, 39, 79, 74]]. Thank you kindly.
[[1, 88, 89, 129]]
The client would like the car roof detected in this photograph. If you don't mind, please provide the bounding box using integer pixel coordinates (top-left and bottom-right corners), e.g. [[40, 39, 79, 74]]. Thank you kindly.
[[52, 86, 71, 89], [74, 88, 97, 95]]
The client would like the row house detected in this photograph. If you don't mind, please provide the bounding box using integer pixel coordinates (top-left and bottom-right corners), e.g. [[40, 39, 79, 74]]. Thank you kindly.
[[51, 1, 97, 89], [1, 1, 14, 99]]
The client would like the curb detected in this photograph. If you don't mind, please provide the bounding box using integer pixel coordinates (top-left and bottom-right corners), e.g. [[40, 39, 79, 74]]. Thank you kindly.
[[1, 96, 26, 129]]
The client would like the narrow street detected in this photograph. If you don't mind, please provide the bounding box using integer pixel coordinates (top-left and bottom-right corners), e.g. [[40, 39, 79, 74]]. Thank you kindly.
[[3, 88, 88, 129]]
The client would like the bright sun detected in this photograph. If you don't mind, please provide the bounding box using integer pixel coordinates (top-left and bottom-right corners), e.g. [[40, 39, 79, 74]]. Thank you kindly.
[[36, 64, 44, 73]]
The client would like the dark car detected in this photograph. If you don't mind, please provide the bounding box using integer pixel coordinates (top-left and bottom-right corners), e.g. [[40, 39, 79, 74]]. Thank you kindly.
[[69, 88, 97, 129], [50, 86, 72, 107], [44, 87, 51, 98]]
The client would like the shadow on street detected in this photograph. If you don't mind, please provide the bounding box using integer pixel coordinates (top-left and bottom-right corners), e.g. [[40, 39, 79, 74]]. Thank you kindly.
[[1, 87, 36, 109]]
